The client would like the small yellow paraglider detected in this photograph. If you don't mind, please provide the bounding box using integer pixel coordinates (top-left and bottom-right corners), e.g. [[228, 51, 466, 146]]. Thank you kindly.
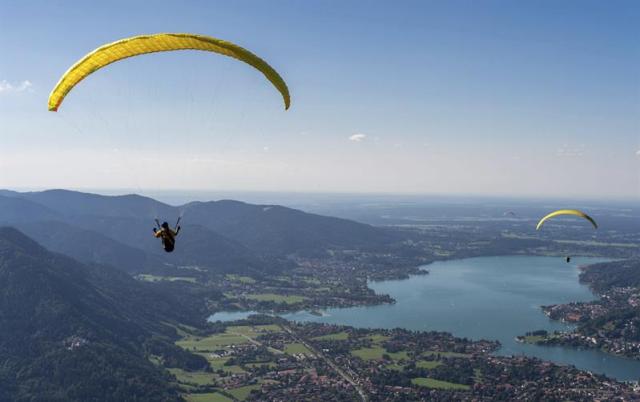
[[536, 209, 598, 263], [535, 209, 598, 230]]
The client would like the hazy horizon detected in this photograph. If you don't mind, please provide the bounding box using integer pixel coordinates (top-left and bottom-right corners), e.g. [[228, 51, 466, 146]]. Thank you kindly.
[[2, 186, 638, 208]]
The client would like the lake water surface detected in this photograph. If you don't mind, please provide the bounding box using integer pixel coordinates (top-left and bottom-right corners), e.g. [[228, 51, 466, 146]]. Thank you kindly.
[[210, 256, 640, 381]]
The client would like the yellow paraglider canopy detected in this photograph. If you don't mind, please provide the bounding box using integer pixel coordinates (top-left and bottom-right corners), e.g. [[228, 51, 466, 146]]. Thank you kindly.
[[536, 209, 598, 230], [48, 33, 290, 111]]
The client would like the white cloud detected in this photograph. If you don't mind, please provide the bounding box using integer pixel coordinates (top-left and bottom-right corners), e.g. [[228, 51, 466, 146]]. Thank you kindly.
[[0, 80, 33, 93], [263, 146, 270, 152], [636, 149, 640, 156], [349, 133, 367, 142], [556, 144, 585, 158]]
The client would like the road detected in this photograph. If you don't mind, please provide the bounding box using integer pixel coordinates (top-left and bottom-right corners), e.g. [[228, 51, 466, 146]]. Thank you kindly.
[[228, 330, 284, 355], [281, 324, 368, 402]]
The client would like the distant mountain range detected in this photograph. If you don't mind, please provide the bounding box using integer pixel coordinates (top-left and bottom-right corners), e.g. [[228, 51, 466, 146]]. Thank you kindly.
[[0, 189, 394, 275], [0, 227, 209, 401]]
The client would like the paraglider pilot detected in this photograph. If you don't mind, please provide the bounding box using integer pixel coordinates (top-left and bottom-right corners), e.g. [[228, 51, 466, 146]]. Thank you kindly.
[[154, 219, 180, 253]]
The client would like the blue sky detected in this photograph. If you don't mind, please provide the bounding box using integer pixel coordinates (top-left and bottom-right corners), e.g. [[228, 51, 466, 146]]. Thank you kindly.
[[1, 0, 638, 198]]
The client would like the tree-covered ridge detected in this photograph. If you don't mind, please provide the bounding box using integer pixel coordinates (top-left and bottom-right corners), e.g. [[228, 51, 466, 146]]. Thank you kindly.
[[0, 189, 395, 276], [0, 227, 209, 401], [581, 259, 640, 292]]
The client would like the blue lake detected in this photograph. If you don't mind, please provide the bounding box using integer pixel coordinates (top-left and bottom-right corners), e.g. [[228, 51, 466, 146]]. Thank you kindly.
[[210, 256, 640, 381]]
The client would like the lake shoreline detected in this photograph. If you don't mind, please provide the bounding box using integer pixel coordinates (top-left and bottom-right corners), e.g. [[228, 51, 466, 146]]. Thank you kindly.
[[210, 255, 640, 381]]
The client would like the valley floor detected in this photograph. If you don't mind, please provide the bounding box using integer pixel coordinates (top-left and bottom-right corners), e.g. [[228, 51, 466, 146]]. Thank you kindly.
[[163, 316, 638, 401]]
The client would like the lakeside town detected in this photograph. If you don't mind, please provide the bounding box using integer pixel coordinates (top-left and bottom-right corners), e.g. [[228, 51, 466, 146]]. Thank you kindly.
[[167, 316, 639, 401], [517, 259, 640, 361]]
